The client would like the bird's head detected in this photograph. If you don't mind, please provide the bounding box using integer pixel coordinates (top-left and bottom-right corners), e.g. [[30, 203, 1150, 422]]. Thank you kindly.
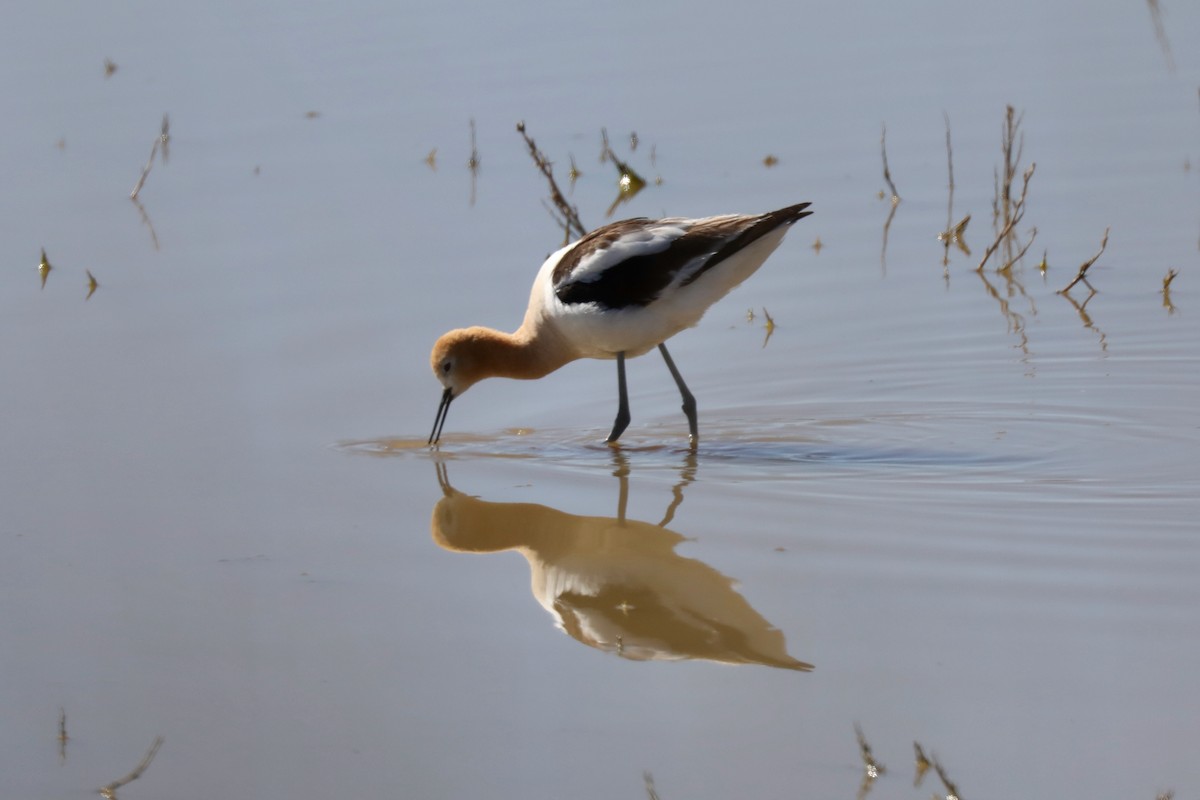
[[428, 328, 491, 445]]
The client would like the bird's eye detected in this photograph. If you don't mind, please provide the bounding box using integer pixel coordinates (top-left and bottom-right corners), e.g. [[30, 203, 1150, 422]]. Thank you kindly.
[[441, 360, 452, 374]]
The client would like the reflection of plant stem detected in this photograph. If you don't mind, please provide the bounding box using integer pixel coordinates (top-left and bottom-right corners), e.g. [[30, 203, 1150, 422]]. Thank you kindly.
[[131, 197, 161, 251], [976, 268, 1030, 357], [99, 736, 164, 799], [1062, 286, 1108, 353], [760, 307, 776, 349], [880, 200, 897, 276]]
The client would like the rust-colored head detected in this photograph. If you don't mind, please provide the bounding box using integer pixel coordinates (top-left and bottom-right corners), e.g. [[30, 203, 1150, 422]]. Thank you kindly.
[[428, 327, 499, 445]]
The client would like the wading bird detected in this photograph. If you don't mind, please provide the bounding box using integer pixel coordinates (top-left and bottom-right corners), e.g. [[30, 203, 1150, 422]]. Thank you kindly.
[[429, 202, 812, 446]]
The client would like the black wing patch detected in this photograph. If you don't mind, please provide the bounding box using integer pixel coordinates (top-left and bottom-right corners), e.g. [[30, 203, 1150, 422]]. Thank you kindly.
[[553, 202, 813, 310], [554, 230, 722, 309]]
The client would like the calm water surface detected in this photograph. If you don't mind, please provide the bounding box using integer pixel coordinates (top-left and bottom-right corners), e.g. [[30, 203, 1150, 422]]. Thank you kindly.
[[2, 0, 1198, 798]]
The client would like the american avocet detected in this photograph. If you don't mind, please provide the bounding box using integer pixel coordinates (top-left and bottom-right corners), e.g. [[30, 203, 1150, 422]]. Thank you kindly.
[[429, 202, 812, 446]]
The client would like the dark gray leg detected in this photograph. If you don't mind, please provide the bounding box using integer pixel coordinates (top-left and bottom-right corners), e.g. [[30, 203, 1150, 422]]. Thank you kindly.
[[658, 343, 698, 445], [606, 352, 631, 443]]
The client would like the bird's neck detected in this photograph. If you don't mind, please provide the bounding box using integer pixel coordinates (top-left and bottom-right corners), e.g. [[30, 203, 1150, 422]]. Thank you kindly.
[[474, 321, 575, 381]]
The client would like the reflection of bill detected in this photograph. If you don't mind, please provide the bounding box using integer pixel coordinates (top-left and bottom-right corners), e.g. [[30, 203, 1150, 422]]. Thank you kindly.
[[430, 462, 812, 671]]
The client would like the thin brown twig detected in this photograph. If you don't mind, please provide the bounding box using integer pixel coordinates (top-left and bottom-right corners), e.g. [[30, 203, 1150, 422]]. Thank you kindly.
[[854, 723, 885, 800], [643, 770, 661, 800], [854, 723, 885, 776], [938, 119, 970, 264], [931, 756, 962, 800], [1146, 0, 1176, 72], [880, 124, 899, 203], [1000, 226, 1038, 271], [1162, 268, 1179, 312], [516, 121, 587, 239], [942, 113, 955, 266], [159, 113, 171, 164], [467, 118, 479, 207], [912, 741, 931, 787], [998, 106, 1025, 231], [99, 736, 164, 798], [58, 707, 69, 762], [129, 138, 159, 200], [1059, 227, 1110, 293], [977, 163, 1035, 271]]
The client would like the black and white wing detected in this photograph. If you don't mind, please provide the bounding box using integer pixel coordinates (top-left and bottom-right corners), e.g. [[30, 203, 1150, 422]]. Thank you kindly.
[[551, 203, 812, 310]]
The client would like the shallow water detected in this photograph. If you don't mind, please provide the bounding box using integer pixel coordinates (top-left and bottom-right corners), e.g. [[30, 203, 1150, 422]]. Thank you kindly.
[[3, 0, 1199, 797]]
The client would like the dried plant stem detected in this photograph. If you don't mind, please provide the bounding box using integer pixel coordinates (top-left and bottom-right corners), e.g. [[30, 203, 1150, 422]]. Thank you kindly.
[[159, 113, 171, 164], [516, 121, 587, 239], [58, 707, 69, 762], [1001, 226, 1038, 271], [854, 723, 885, 776], [1059, 227, 1110, 294], [1146, 0, 1176, 72], [942, 113, 955, 266], [129, 138, 159, 200], [99, 736, 164, 798], [932, 756, 962, 800], [880, 124, 899, 203], [467, 118, 479, 207], [977, 163, 1035, 271], [998, 106, 1025, 231], [643, 771, 661, 800], [913, 741, 931, 787]]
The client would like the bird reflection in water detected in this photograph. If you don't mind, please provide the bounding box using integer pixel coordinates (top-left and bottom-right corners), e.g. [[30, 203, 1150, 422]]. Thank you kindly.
[[430, 454, 812, 671]]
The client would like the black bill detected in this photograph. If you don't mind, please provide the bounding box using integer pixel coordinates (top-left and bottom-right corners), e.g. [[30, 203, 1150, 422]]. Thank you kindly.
[[428, 387, 453, 445]]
